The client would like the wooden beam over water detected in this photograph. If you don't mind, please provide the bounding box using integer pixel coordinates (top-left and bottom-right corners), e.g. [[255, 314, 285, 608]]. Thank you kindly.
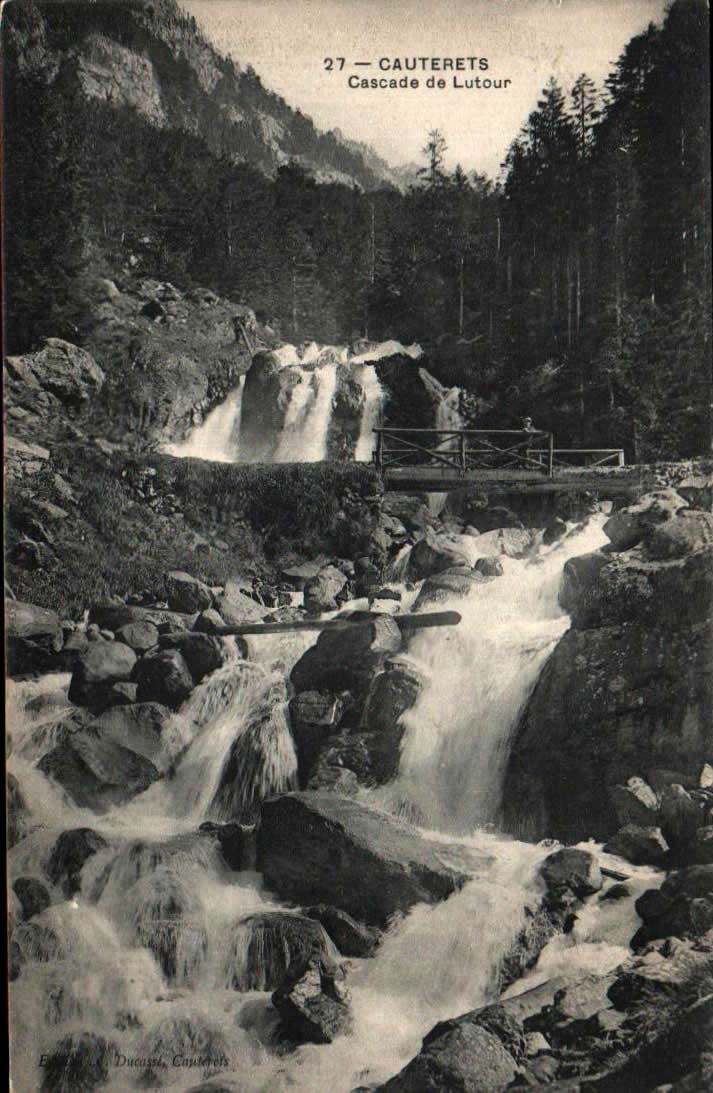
[[215, 610, 462, 637]]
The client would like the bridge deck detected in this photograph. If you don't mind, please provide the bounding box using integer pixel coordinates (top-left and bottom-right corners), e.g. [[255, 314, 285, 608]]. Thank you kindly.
[[383, 466, 642, 494]]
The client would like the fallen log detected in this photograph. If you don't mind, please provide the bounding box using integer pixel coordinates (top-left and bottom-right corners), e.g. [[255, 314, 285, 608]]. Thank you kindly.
[[214, 609, 461, 637]]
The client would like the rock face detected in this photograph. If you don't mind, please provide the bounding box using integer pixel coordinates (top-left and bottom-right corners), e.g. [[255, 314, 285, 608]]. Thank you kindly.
[[504, 492, 713, 843], [5, 338, 105, 411], [257, 792, 475, 926]]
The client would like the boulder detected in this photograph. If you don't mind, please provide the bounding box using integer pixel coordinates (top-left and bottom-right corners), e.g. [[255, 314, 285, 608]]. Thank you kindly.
[[5, 338, 105, 408], [407, 529, 472, 579], [257, 792, 476, 926], [414, 568, 487, 608], [540, 849, 602, 902], [660, 784, 703, 856], [603, 824, 669, 865], [610, 934, 713, 1005], [47, 828, 108, 897], [633, 866, 713, 947], [677, 473, 713, 510], [165, 571, 213, 613], [197, 821, 251, 872], [272, 953, 351, 1044], [603, 488, 688, 550], [359, 661, 424, 783], [543, 517, 568, 545], [289, 691, 345, 786], [12, 876, 51, 920], [114, 620, 160, 652], [101, 681, 139, 707], [5, 600, 64, 674], [88, 602, 194, 631], [304, 905, 380, 957], [214, 581, 265, 625], [558, 551, 609, 615], [68, 641, 137, 706], [91, 702, 172, 765], [134, 648, 194, 708], [610, 776, 660, 827], [38, 731, 159, 812], [303, 566, 348, 615], [474, 527, 534, 559], [280, 561, 326, 590], [647, 510, 713, 560], [157, 631, 225, 682], [306, 763, 360, 796], [379, 1017, 518, 1092], [192, 608, 227, 634], [227, 912, 335, 991]]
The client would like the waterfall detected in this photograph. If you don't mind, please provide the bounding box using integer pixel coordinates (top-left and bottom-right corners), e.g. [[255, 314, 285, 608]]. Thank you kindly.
[[354, 364, 385, 462], [163, 377, 245, 462], [371, 519, 608, 833], [10, 515, 648, 1093]]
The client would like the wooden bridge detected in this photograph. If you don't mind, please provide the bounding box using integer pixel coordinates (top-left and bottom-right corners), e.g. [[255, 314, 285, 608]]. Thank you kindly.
[[373, 428, 640, 494]]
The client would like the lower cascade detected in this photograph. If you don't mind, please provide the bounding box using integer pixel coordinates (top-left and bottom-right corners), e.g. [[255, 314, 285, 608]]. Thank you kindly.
[[7, 515, 698, 1092]]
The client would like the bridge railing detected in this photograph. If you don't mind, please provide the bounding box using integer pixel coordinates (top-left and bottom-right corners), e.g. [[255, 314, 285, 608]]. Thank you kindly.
[[374, 428, 555, 476], [526, 448, 625, 469]]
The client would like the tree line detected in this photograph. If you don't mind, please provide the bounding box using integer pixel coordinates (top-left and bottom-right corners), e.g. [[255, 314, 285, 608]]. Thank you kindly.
[[3, 0, 710, 459]]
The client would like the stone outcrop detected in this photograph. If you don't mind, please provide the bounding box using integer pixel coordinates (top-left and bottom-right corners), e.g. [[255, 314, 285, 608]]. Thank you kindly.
[[256, 792, 476, 926], [6, 600, 64, 674], [5, 338, 105, 412], [504, 491, 713, 843]]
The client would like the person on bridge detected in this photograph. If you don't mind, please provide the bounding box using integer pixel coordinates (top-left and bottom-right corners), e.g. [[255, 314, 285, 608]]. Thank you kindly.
[[522, 416, 538, 433]]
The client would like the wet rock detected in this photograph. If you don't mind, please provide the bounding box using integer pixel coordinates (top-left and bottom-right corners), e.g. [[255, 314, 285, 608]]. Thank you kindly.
[[68, 640, 137, 707], [91, 702, 172, 765], [157, 631, 225, 682], [599, 882, 632, 901], [407, 528, 471, 579], [359, 661, 424, 783], [303, 566, 349, 614], [47, 828, 108, 897], [289, 691, 345, 786], [13, 876, 51, 920], [38, 731, 159, 812], [134, 648, 194, 708], [610, 776, 660, 827], [272, 953, 351, 1044], [467, 504, 523, 533], [633, 867, 713, 948], [474, 555, 504, 577], [543, 517, 568, 545], [114, 619, 160, 652], [198, 821, 249, 871], [165, 570, 213, 613], [257, 792, 475, 927], [304, 905, 380, 957], [6, 600, 64, 674], [474, 527, 534, 559], [382, 494, 432, 534], [610, 934, 713, 1007], [603, 824, 669, 865], [228, 912, 336, 990], [414, 568, 487, 608], [7, 773, 29, 848], [39, 1032, 115, 1093], [540, 849, 602, 902], [378, 1015, 518, 1092], [280, 560, 326, 590], [305, 763, 360, 796], [558, 551, 610, 615], [603, 488, 688, 550], [88, 602, 194, 632]]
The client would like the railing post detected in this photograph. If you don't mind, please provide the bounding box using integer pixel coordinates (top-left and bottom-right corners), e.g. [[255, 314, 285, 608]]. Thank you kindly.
[[460, 432, 467, 474], [618, 450, 625, 467], [375, 431, 383, 470], [548, 432, 554, 477]]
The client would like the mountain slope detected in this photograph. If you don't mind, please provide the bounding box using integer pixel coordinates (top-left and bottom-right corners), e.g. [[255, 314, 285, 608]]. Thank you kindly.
[[2, 0, 399, 190]]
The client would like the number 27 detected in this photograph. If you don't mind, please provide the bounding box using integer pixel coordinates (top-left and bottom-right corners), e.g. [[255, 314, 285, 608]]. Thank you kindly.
[[324, 58, 346, 71]]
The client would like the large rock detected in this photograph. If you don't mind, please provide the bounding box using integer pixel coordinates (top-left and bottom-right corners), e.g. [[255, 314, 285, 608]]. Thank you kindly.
[[88, 602, 194, 632], [407, 529, 472, 579], [134, 648, 194, 708], [359, 660, 424, 782], [272, 952, 351, 1044], [414, 567, 487, 608], [558, 552, 610, 615], [472, 527, 534, 559], [227, 912, 336, 991], [6, 600, 64, 674], [13, 876, 51, 920], [114, 619, 160, 652], [304, 905, 380, 957], [289, 691, 346, 786], [157, 631, 225, 682], [91, 702, 172, 765], [646, 510, 713, 560], [5, 338, 105, 409], [633, 866, 713, 947], [47, 828, 108, 897], [602, 824, 669, 865], [165, 570, 213, 613], [540, 849, 602, 901], [603, 488, 688, 550], [38, 730, 159, 812], [378, 1014, 518, 1092], [303, 566, 348, 615], [610, 776, 660, 827], [214, 580, 265, 625], [256, 792, 476, 926], [503, 621, 713, 842], [68, 640, 137, 706], [659, 784, 703, 857]]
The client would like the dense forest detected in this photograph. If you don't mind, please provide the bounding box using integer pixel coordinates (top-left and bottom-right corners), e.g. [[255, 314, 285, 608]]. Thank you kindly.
[[3, 0, 711, 459]]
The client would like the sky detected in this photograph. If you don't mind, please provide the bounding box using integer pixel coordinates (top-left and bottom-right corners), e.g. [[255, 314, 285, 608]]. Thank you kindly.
[[181, 0, 669, 180]]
